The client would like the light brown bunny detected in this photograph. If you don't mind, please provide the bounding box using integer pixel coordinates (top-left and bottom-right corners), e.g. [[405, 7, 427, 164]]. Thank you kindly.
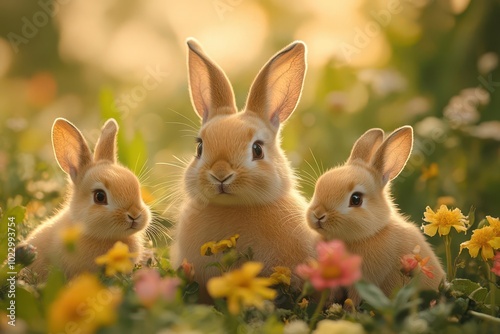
[[22, 118, 151, 282], [170, 39, 318, 299], [307, 126, 445, 305]]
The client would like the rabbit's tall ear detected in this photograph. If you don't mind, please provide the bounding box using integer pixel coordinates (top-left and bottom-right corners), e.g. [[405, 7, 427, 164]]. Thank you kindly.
[[94, 119, 118, 163], [52, 118, 92, 183], [187, 38, 237, 124], [245, 41, 307, 130], [347, 128, 385, 164], [371, 126, 413, 185]]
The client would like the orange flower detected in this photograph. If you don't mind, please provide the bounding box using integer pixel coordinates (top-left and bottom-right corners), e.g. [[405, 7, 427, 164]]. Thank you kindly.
[[400, 245, 434, 279]]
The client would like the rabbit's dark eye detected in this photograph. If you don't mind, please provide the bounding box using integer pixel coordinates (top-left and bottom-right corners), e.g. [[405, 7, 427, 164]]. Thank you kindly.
[[93, 189, 108, 205], [349, 192, 363, 207], [252, 141, 264, 160], [195, 138, 203, 158]]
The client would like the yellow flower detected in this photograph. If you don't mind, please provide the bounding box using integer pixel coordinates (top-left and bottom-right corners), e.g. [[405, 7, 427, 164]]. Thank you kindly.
[[437, 196, 456, 207], [207, 261, 276, 314], [200, 241, 217, 256], [460, 226, 500, 260], [486, 216, 500, 235], [298, 298, 309, 309], [422, 205, 468, 237], [420, 163, 439, 181], [200, 234, 240, 256], [314, 319, 366, 334], [48, 274, 121, 334], [269, 266, 291, 286], [95, 241, 137, 276], [60, 224, 82, 251]]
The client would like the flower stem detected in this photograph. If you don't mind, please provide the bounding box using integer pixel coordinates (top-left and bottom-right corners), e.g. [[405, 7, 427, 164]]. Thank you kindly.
[[444, 234, 454, 280], [484, 261, 496, 316], [309, 290, 328, 332]]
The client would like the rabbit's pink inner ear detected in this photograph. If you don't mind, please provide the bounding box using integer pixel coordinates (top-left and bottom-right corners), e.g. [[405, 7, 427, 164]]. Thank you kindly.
[[245, 41, 307, 129], [371, 126, 414, 185], [94, 119, 118, 163], [52, 118, 92, 182], [187, 38, 237, 124], [347, 128, 385, 165]]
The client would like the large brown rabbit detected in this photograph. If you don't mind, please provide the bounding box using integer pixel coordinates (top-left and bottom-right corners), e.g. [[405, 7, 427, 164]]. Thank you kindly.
[[170, 39, 317, 298], [306, 126, 445, 305], [22, 118, 151, 281]]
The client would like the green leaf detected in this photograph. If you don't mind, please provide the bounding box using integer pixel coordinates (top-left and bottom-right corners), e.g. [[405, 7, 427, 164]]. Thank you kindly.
[[5, 206, 27, 225], [184, 281, 199, 295], [477, 218, 488, 229], [260, 316, 284, 333], [355, 281, 391, 311], [469, 287, 488, 303], [449, 278, 482, 297], [466, 205, 476, 229], [183, 281, 200, 304], [393, 279, 419, 315], [41, 267, 66, 311], [485, 285, 500, 306], [15, 285, 45, 331]]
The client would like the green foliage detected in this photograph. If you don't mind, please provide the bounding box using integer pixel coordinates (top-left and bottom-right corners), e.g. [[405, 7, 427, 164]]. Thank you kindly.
[[1, 1, 500, 333], [99, 89, 148, 173]]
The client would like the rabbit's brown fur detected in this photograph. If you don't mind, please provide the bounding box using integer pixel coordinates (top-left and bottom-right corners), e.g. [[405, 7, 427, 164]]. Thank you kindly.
[[22, 118, 150, 281], [171, 39, 318, 299], [307, 127, 445, 304]]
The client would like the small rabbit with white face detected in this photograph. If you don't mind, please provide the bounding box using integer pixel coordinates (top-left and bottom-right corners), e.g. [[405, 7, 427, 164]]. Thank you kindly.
[[22, 118, 151, 281], [307, 126, 445, 304], [171, 39, 318, 299]]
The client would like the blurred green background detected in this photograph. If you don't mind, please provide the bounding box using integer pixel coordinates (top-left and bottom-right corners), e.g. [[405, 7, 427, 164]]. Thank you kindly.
[[0, 0, 499, 258]]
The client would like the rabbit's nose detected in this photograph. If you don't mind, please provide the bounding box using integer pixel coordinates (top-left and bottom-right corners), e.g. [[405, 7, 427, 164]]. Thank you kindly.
[[313, 212, 326, 222], [210, 173, 234, 184], [127, 214, 142, 221]]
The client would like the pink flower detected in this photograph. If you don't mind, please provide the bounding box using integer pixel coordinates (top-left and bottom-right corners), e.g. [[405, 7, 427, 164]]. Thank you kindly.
[[492, 252, 500, 277], [180, 258, 195, 282], [134, 269, 180, 308], [295, 240, 362, 291], [400, 246, 435, 279], [401, 254, 418, 275]]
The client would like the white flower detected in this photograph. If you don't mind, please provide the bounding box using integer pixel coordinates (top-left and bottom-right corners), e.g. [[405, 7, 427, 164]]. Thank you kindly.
[[466, 121, 500, 141], [313, 320, 365, 334], [478, 52, 498, 74], [403, 314, 429, 333], [284, 320, 309, 334]]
